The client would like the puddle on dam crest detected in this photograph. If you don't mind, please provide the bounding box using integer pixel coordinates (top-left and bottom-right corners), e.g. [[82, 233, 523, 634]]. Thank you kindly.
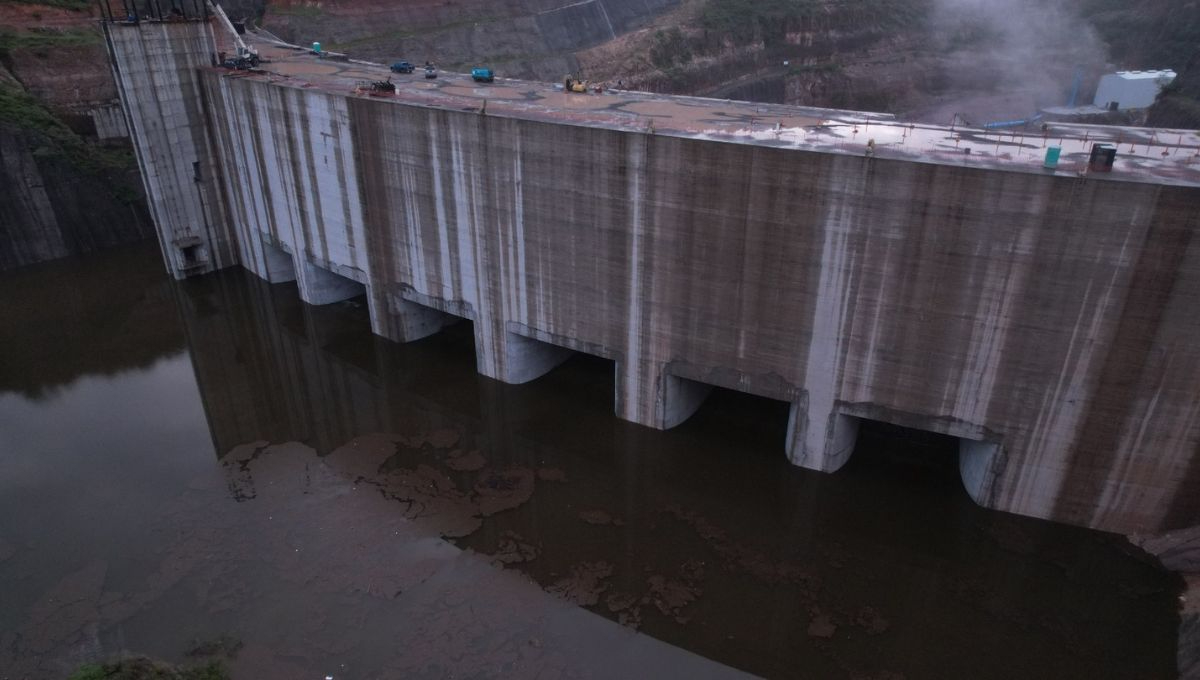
[[0, 242, 1183, 679]]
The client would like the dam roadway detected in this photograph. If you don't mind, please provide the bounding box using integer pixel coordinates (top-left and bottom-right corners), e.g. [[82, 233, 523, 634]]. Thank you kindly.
[[104, 15, 1200, 535]]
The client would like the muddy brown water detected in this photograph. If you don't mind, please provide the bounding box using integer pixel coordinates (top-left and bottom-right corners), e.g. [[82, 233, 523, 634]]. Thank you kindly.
[[0, 242, 1183, 679]]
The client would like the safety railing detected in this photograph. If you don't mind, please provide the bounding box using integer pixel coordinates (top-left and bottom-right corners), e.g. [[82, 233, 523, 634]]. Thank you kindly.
[[97, 0, 208, 24]]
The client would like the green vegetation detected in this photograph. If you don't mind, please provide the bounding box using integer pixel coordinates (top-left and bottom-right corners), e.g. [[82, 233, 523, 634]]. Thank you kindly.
[[0, 26, 102, 53], [0, 80, 76, 137], [649, 27, 691, 68], [1149, 81, 1200, 128], [1083, 0, 1200, 69], [939, 22, 1001, 54], [184, 635, 243, 660], [0, 0, 92, 12], [0, 82, 140, 203], [69, 658, 229, 680], [788, 61, 841, 76], [698, 0, 925, 47], [878, 0, 927, 29], [322, 14, 502, 52], [1079, 0, 1200, 128], [699, 0, 819, 45]]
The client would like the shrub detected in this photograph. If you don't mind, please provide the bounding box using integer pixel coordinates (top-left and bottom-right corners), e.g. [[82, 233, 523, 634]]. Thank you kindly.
[[699, 0, 818, 46], [650, 27, 691, 68], [67, 657, 230, 680]]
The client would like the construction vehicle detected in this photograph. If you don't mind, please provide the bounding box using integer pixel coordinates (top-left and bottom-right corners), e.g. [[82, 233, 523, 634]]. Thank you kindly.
[[357, 78, 396, 95], [220, 46, 260, 70], [564, 75, 589, 93]]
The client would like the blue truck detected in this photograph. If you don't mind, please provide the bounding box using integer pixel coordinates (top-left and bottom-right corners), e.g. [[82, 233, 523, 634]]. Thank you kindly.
[[471, 67, 495, 83]]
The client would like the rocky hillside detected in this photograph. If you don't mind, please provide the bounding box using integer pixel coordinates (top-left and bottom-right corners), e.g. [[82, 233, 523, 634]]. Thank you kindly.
[[576, 0, 1123, 123], [1147, 53, 1200, 129], [0, 0, 150, 271], [0, 86, 148, 270], [260, 0, 1198, 126], [262, 0, 680, 79], [578, 0, 935, 111], [1084, 0, 1200, 69], [1084, 0, 1200, 129]]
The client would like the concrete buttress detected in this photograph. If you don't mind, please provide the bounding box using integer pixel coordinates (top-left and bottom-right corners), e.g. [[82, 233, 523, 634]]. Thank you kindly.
[[105, 20, 237, 279], [107, 20, 1200, 534]]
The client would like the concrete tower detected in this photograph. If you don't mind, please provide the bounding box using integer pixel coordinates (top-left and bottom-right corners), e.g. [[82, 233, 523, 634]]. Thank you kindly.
[[103, 7, 238, 279]]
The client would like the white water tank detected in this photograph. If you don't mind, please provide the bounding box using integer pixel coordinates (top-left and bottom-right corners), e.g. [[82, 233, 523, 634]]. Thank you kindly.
[[1093, 69, 1177, 110]]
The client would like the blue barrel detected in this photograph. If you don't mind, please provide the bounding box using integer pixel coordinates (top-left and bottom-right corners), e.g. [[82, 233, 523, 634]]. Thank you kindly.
[[1044, 146, 1061, 169]]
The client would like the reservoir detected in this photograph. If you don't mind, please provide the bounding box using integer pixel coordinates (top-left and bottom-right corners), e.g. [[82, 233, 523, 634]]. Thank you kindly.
[[0, 242, 1181, 678]]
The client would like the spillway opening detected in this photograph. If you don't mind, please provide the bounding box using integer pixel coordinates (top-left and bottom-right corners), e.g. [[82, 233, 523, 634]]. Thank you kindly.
[[298, 260, 366, 305], [425, 316, 476, 356], [842, 416, 1001, 503], [532, 352, 618, 417], [681, 385, 792, 456], [303, 293, 377, 368], [502, 331, 576, 384], [386, 295, 466, 344], [850, 419, 960, 477], [260, 240, 296, 283]]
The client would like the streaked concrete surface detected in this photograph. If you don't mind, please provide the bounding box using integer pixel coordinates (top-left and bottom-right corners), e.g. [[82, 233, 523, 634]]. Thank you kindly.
[[105, 19, 238, 278], [107, 18, 1200, 534]]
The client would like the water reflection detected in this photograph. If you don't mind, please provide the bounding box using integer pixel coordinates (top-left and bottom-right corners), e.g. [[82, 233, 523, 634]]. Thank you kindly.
[[0, 242, 183, 399], [0, 245, 1183, 679], [177, 267, 1181, 679]]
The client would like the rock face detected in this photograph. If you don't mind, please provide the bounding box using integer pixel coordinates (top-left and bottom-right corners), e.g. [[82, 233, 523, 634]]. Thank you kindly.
[[573, 0, 1115, 123], [262, 0, 680, 80], [0, 120, 150, 271], [0, 3, 151, 271], [577, 1, 935, 109], [1085, 0, 1200, 130], [572, 0, 1200, 123], [1148, 51, 1200, 129]]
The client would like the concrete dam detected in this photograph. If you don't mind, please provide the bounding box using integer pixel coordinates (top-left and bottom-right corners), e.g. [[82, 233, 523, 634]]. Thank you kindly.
[[103, 11, 1200, 535]]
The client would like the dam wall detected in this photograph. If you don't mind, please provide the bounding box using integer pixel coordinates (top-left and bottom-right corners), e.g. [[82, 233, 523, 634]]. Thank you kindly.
[[104, 20, 237, 279], [195, 67, 1200, 534], [105, 20, 1199, 534]]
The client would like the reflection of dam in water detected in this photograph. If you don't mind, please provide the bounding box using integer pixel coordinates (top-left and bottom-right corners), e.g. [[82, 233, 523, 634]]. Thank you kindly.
[[178, 266, 506, 460], [168, 267, 1181, 680]]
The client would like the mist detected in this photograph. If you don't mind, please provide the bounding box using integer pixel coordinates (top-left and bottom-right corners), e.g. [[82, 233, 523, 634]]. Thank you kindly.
[[921, 0, 1110, 122]]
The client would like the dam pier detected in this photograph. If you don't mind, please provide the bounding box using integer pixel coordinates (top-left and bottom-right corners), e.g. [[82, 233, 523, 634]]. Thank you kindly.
[[103, 9, 1200, 534]]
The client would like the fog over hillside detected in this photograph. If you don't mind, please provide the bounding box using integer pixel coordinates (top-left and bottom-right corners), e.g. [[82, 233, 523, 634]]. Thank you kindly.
[[929, 0, 1107, 110]]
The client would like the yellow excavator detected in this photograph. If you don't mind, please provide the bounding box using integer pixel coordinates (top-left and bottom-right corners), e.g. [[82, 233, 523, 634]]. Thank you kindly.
[[564, 75, 589, 93]]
